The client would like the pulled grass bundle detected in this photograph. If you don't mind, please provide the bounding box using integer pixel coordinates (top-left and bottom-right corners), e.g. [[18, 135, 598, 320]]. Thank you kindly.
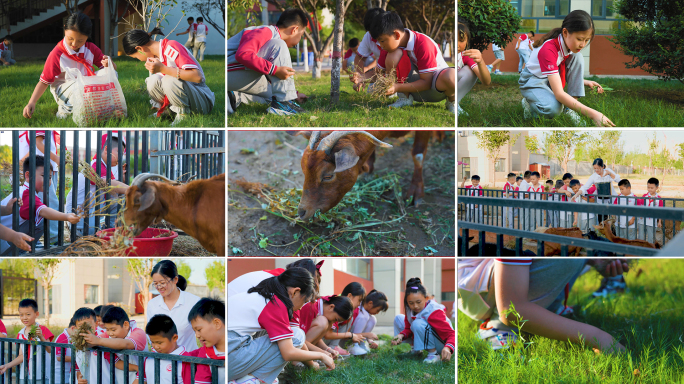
[[71, 322, 94, 351], [78, 159, 107, 189], [60, 202, 137, 256], [368, 68, 397, 99]]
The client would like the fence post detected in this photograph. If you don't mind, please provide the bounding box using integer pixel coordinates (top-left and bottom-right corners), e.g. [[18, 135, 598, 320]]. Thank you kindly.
[[150, 131, 160, 175], [28, 130, 36, 254], [58, 130, 66, 247], [11, 131, 19, 256], [71, 131, 79, 243]]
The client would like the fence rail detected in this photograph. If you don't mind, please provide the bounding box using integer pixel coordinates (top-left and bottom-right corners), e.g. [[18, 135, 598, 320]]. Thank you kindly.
[[0, 130, 225, 256], [0, 337, 224, 384]]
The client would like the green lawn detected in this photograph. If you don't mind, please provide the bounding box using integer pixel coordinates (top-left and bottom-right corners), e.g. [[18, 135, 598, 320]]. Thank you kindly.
[[458, 75, 684, 127], [282, 334, 455, 384], [458, 259, 684, 383], [0, 56, 225, 127], [228, 72, 455, 127]]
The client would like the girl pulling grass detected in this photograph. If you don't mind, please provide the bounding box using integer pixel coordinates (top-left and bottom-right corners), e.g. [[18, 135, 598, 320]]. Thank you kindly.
[[457, 18, 491, 117], [299, 294, 354, 364], [23, 14, 116, 120], [519, 10, 615, 127], [392, 277, 454, 364], [322, 282, 368, 356], [326, 288, 389, 356], [122, 29, 215, 126]]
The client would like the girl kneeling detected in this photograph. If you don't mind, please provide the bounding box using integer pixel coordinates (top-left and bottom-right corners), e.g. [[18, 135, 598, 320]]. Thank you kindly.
[[299, 295, 353, 362]]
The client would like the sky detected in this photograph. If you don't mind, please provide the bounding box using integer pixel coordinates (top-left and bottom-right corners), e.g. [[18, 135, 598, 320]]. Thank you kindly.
[[168, 258, 223, 286], [530, 130, 684, 154]]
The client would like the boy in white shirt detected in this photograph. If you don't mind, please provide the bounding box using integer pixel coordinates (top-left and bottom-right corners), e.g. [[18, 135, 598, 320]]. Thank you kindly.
[[193, 17, 209, 61], [486, 42, 505, 74], [518, 171, 531, 231], [461, 175, 483, 223], [502, 173, 516, 228], [526, 171, 544, 230], [613, 179, 637, 240], [570, 179, 596, 234], [638, 177, 663, 243]]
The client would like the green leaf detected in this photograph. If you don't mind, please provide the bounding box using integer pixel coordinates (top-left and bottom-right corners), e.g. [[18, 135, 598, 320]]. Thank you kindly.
[[258, 237, 268, 249], [231, 247, 243, 254]]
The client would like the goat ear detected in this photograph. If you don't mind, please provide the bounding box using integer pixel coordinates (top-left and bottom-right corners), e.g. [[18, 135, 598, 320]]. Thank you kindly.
[[287, 131, 311, 140], [334, 145, 360, 173], [138, 188, 156, 212]]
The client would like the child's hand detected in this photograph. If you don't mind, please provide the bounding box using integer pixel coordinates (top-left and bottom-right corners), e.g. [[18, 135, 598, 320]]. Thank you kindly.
[[80, 330, 99, 346], [573, 220, 578, 227], [10, 231, 33, 252], [144, 58, 164, 74], [367, 332, 378, 340], [391, 334, 404, 345], [274, 66, 296, 80], [586, 80, 604, 94], [591, 111, 616, 127], [65, 213, 81, 225], [296, 91, 308, 104], [0, 365, 7, 374], [462, 49, 483, 63], [23, 102, 36, 119], [0, 198, 18, 215], [441, 347, 452, 362], [658, 220, 662, 228], [593, 259, 630, 277], [309, 361, 320, 370], [350, 72, 360, 84], [353, 82, 364, 92], [77, 378, 88, 384], [325, 347, 339, 359], [101, 55, 110, 68], [351, 333, 365, 344], [386, 83, 397, 96], [35, 326, 44, 340], [320, 354, 335, 370], [628, 218, 635, 226]]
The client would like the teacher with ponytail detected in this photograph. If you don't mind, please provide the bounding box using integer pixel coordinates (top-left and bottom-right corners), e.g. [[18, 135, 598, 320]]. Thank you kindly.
[[571, 158, 621, 224]]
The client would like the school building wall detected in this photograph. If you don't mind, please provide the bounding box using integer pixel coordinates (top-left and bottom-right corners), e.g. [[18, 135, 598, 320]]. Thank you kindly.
[[457, 131, 531, 183]]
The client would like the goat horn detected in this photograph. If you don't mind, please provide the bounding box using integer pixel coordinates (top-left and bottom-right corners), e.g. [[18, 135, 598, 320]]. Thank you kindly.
[[309, 131, 321, 150], [316, 131, 393, 154], [131, 173, 181, 188]]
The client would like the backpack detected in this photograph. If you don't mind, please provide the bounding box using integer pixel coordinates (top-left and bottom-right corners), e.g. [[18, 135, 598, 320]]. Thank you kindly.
[[457, 258, 496, 320]]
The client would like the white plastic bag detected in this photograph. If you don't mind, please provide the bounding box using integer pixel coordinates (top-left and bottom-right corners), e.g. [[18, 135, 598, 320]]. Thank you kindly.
[[66, 57, 127, 126]]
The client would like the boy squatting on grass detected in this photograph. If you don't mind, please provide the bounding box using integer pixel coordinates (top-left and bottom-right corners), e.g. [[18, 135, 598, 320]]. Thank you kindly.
[[0, 35, 15, 65], [458, 258, 628, 353], [0, 156, 80, 255], [0, 299, 55, 384], [456, 18, 492, 117], [348, 8, 395, 97], [227, 9, 310, 116], [370, 11, 456, 114]]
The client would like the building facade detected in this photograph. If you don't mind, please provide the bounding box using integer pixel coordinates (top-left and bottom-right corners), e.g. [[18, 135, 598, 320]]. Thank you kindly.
[[458, 130, 531, 183]]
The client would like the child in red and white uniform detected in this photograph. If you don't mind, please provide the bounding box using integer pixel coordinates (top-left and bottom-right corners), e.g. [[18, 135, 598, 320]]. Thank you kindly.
[[503, 173, 517, 229], [192, 17, 209, 61], [299, 295, 353, 361], [23, 14, 115, 120], [136, 314, 196, 384], [55, 319, 75, 384], [0, 318, 6, 337], [519, 10, 613, 127], [327, 288, 388, 357], [371, 11, 455, 113], [613, 179, 639, 240], [175, 17, 196, 49], [350, 8, 383, 92], [122, 30, 214, 125], [0, 299, 54, 382], [323, 282, 366, 356], [342, 38, 360, 72], [391, 278, 454, 364], [0, 35, 15, 65], [515, 31, 534, 73], [228, 269, 334, 384], [228, 259, 323, 301], [639, 177, 664, 243], [460, 175, 483, 223], [185, 299, 226, 384], [569, 179, 597, 234], [457, 19, 491, 116], [526, 171, 545, 230]]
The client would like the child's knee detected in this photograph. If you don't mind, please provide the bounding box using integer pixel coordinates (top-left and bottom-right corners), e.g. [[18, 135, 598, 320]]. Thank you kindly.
[[410, 318, 428, 333], [146, 75, 162, 93], [384, 49, 405, 69]]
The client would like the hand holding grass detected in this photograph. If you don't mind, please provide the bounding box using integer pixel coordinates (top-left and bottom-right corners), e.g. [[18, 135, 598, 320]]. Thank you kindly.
[[391, 334, 404, 345], [462, 49, 484, 63], [275, 66, 296, 80], [441, 346, 452, 362], [591, 111, 616, 127], [79, 329, 99, 346], [585, 80, 604, 94]]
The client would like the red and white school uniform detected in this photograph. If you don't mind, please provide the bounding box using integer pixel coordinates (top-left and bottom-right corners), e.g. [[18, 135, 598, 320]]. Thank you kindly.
[[55, 328, 73, 384], [228, 25, 281, 75], [17, 323, 54, 382], [0, 319, 6, 336], [0, 181, 49, 254], [503, 181, 516, 228], [18, 130, 61, 173], [193, 22, 209, 43], [138, 346, 193, 384], [183, 345, 223, 384], [357, 32, 381, 61], [613, 193, 639, 229], [394, 300, 454, 354], [88, 327, 113, 384], [524, 34, 573, 87], [639, 193, 664, 227], [184, 23, 198, 47], [300, 296, 333, 334], [1, 41, 15, 64], [464, 184, 483, 223], [113, 321, 147, 384]]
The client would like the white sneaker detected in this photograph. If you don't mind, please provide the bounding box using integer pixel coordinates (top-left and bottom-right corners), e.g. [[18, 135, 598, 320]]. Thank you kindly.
[[349, 342, 368, 356], [389, 94, 414, 109], [171, 113, 187, 127], [486, 64, 493, 72], [445, 99, 455, 114], [360, 341, 371, 352], [423, 353, 441, 364], [521, 98, 531, 119], [56, 110, 70, 119], [564, 108, 586, 127], [494, 69, 503, 75], [458, 104, 468, 116]]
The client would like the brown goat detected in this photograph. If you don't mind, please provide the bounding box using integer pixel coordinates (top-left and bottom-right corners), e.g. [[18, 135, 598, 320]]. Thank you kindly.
[[287, 131, 445, 220], [533, 226, 583, 256], [124, 173, 225, 255], [594, 219, 658, 253]]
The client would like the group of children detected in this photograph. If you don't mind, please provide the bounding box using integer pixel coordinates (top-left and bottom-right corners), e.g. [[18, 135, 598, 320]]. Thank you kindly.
[[458, 10, 616, 127], [227, 259, 454, 384], [22, 13, 214, 126], [0, 131, 129, 255], [0, 296, 225, 384], [227, 8, 456, 116], [175, 16, 211, 62]]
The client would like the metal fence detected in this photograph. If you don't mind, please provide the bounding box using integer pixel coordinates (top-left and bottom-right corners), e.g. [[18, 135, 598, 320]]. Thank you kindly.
[[0, 338, 224, 384], [0, 130, 225, 256]]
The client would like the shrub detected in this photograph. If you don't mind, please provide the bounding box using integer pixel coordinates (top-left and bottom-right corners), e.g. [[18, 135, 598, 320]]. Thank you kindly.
[[457, 0, 521, 52]]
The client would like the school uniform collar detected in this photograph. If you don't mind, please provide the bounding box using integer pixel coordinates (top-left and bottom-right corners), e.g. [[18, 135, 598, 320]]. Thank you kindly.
[[206, 345, 225, 359], [405, 29, 416, 51], [169, 346, 186, 356], [62, 38, 85, 56], [557, 35, 572, 58]]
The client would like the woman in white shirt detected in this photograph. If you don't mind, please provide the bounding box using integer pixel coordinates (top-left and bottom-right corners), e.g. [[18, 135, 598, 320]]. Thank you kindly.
[[572, 158, 620, 224], [147, 260, 201, 352]]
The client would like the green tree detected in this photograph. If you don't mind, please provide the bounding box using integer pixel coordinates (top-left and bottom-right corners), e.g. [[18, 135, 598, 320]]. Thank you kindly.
[[205, 260, 225, 294], [586, 131, 623, 169], [542, 132, 590, 174], [227, 0, 259, 10], [33, 259, 62, 327], [0, 259, 35, 278], [473, 131, 520, 183], [127, 259, 157, 319], [647, 132, 660, 172], [457, 0, 521, 52], [524, 135, 540, 154], [174, 259, 192, 285]]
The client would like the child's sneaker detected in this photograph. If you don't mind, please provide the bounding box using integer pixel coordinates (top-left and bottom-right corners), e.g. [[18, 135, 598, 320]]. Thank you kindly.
[[228, 91, 237, 114], [389, 94, 414, 109], [56, 110, 70, 119], [445, 99, 455, 114], [423, 353, 441, 364], [267, 98, 306, 116], [477, 320, 518, 350], [564, 108, 587, 127], [486, 64, 493, 72], [494, 69, 503, 75], [349, 342, 368, 356], [171, 113, 187, 127], [555, 305, 574, 317], [332, 345, 350, 356], [521, 98, 531, 119], [458, 104, 468, 116], [592, 275, 627, 297], [230, 375, 260, 384]]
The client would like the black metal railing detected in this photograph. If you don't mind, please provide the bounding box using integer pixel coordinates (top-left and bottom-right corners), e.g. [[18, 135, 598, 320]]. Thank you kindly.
[[458, 195, 684, 256], [0, 130, 225, 256], [0, 337, 223, 384]]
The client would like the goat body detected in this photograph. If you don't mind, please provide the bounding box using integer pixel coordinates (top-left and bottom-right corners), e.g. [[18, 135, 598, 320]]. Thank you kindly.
[[533, 227, 583, 256], [594, 219, 657, 253]]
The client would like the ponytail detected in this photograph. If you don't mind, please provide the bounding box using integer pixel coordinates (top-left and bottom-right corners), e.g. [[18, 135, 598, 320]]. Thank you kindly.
[[340, 282, 366, 301], [286, 258, 321, 293], [248, 267, 315, 320], [122, 29, 152, 55], [533, 10, 595, 48], [365, 289, 388, 312], [323, 295, 353, 321], [177, 275, 187, 291], [403, 277, 428, 313]]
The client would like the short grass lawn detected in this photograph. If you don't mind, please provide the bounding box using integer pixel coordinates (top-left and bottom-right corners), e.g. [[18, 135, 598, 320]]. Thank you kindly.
[[228, 72, 455, 127], [458, 259, 684, 383], [0, 56, 225, 127], [282, 334, 455, 384], [458, 75, 684, 127]]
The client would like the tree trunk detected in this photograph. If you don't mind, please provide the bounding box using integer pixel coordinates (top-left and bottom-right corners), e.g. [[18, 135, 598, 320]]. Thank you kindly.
[[110, 24, 118, 57], [303, 38, 309, 72], [367, 0, 388, 9], [312, 59, 322, 79], [43, 283, 50, 327], [127, 279, 135, 313], [330, 0, 345, 104]]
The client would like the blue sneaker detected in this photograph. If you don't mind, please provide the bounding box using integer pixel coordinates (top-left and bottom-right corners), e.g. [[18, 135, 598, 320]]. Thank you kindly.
[[228, 91, 237, 114], [267, 97, 306, 116], [486, 64, 493, 72], [592, 275, 626, 297]]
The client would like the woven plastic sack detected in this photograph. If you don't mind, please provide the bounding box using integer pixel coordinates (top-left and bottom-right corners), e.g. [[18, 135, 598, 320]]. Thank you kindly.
[[66, 57, 127, 126]]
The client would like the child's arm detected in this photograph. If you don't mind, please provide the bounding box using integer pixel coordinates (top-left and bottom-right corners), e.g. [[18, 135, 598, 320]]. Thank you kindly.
[[145, 59, 203, 83], [573, 212, 578, 226], [547, 73, 615, 127], [23, 82, 50, 119], [460, 177, 467, 189], [0, 354, 24, 373], [277, 338, 335, 370], [494, 261, 626, 353], [56, 355, 72, 362], [323, 329, 365, 343], [39, 207, 81, 225], [0, 224, 33, 252], [35, 136, 61, 164], [82, 330, 135, 350], [114, 360, 138, 371], [515, 39, 520, 50], [461, 49, 491, 85], [1, 198, 19, 216]]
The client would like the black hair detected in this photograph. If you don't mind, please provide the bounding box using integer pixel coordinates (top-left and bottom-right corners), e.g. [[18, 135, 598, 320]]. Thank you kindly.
[[64, 13, 93, 37], [276, 9, 308, 29], [471, 175, 480, 181], [370, 11, 404, 40], [648, 177, 660, 187], [529, 31, 535, 37], [569, 179, 580, 188], [151, 260, 187, 291], [458, 17, 471, 49], [2, 35, 11, 42], [122, 29, 152, 55], [562, 172, 573, 180], [187, 17, 194, 21], [69, 318, 76, 327], [340, 282, 366, 301], [100, 304, 115, 318], [516, 176, 523, 181], [196, 17, 203, 22], [94, 305, 103, 315], [146, 314, 178, 340], [534, 10, 594, 48], [349, 38, 359, 48], [363, 8, 384, 32], [364, 289, 388, 312], [19, 298, 38, 312], [592, 158, 605, 168], [248, 267, 314, 320], [23, 155, 52, 175], [404, 277, 428, 313], [507, 172, 516, 179], [322, 295, 353, 320], [286, 259, 320, 293], [555, 180, 564, 189], [618, 179, 631, 188], [188, 297, 225, 324], [524, 171, 531, 178], [73, 307, 97, 323], [530, 171, 540, 178], [546, 179, 554, 185], [102, 306, 129, 327]]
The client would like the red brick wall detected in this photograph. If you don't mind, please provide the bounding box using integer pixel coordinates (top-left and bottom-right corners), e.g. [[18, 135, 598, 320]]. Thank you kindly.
[[228, 259, 276, 282], [333, 269, 374, 294]]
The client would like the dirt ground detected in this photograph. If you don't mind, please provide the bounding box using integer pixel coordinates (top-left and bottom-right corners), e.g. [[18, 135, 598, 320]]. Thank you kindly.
[[228, 131, 455, 256]]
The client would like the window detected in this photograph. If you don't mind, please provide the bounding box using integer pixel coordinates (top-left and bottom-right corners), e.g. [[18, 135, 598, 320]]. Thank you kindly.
[[521, 0, 570, 18], [84, 285, 99, 304], [495, 158, 506, 172], [332, 259, 371, 280], [441, 292, 455, 302], [49, 285, 61, 315], [592, 0, 618, 18], [461, 158, 471, 180]]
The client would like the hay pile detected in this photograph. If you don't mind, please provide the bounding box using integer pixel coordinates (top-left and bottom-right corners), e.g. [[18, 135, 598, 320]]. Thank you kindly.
[[71, 322, 94, 351], [171, 235, 214, 256], [368, 68, 397, 99]]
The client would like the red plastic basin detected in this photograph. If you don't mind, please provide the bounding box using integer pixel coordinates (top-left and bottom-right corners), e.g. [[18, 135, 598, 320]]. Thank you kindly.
[[96, 227, 178, 256]]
